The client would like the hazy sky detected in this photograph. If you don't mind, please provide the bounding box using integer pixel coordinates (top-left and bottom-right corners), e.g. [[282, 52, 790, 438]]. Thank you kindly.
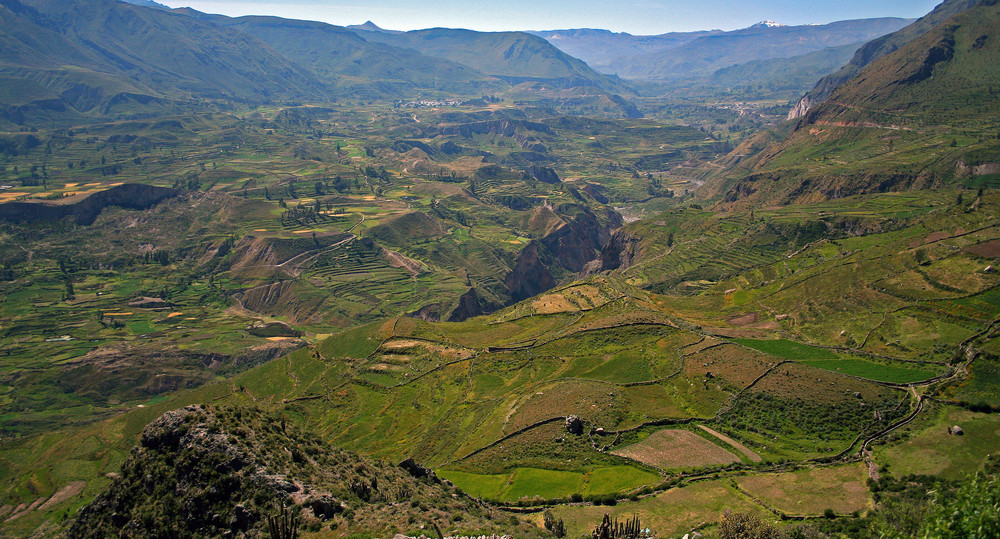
[[162, 0, 943, 34]]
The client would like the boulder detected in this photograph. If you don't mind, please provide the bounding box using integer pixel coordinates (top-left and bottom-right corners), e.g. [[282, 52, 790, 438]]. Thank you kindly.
[[308, 496, 343, 520], [398, 458, 441, 483], [565, 415, 583, 435]]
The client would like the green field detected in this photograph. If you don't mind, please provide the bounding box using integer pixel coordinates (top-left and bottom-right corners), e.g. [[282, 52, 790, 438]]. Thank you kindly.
[[878, 407, 1000, 479], [438, 465, 660, 502], [800, 359, 939, 384], [734, 339, 838, 360], [1, 17, 1000, 536]]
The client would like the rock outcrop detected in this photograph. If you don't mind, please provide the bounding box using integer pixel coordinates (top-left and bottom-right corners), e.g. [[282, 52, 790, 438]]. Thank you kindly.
[[69, 404, 528, 537], [505, 241, 558, 303], [586, 228, 640, 275], [565, 415, 583, 435], [526, 166, 560, 184]]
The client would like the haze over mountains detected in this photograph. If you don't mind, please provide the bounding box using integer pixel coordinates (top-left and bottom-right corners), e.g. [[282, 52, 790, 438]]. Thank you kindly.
[[0, 0, 944, 126], [531, 18, 913, 80]]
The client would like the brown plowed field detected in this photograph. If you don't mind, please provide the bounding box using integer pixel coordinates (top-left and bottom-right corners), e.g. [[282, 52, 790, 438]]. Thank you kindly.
[[612, 429, 739, 469]]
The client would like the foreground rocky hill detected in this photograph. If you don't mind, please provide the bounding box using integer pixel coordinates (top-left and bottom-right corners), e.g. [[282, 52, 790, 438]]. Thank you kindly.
[[69, 404, 546, 538]]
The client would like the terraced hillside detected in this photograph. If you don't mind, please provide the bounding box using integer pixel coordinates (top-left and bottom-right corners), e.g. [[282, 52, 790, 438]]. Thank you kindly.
[[4, 181, 998, 536]]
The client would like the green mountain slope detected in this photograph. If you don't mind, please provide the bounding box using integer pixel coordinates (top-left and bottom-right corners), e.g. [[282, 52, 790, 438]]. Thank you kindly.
[[789, 0, 988, 118], [0, 0, 332, 124], [352, 27, 628, 92], [715, 0, 1000, 207], [180, 12, 508, 97]]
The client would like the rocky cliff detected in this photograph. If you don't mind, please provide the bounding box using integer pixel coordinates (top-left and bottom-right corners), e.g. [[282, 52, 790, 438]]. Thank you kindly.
[[505, 204, 621, 304], [587, 228, 641, 274], [0, 183, 178, 225]]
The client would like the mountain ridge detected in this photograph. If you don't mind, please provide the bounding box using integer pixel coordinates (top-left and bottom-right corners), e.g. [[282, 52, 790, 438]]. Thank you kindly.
[[788, 0, 990, 119], [714, 0, 1000, 207], [608, 17, 914, 80], [349, 26, 629, 93]]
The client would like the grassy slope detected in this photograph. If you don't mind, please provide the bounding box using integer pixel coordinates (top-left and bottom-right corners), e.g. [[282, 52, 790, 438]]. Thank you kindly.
[[793, 0, 986, 116]]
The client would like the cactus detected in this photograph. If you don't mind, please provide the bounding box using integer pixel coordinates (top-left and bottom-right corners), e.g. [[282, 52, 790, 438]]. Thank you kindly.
[[592, 513, 644, 539], [267, 505, 298, 539]]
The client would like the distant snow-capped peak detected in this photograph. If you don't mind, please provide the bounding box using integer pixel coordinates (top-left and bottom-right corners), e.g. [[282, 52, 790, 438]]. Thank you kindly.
[[750, 20, 785, 28]]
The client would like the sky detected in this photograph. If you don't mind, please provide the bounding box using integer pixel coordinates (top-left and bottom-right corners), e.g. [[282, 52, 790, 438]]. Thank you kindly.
[[162, 0, 944, 34]]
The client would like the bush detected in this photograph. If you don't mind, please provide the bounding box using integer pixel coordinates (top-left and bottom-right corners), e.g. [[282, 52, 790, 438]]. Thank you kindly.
[[719, 512, 779, 539]]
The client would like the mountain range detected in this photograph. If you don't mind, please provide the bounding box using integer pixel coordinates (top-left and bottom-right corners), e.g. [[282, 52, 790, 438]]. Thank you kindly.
[[0, 0, 633, 126], [0, 0, 952, 127], [532, 18, 913, 80]]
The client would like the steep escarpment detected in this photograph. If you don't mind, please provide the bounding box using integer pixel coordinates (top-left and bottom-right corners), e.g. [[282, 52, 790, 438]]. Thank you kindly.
[[69, 405, 541, 538], [0, 183, 178, 225], [505, 241, 558, 303], [505, 204, 621, 304], [585, 227, 641, 275]]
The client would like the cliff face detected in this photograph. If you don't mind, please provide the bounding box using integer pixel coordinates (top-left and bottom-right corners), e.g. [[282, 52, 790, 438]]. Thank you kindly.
[[505, 204, 621, 303], [0, 183, 178, 225], [446, 286, 498, 322], [505, 241, 558, 303], [593, 228, 641, 273]]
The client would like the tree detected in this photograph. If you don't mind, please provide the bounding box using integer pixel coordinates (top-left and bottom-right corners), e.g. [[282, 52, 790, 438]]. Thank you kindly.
[[913, 474, 1000, 538], [63, 279, 75, 301]]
